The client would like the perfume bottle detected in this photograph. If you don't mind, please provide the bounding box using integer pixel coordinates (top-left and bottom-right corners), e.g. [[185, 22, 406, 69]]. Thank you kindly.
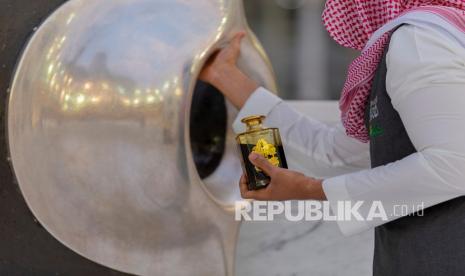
[[236, 115, 288, 190]]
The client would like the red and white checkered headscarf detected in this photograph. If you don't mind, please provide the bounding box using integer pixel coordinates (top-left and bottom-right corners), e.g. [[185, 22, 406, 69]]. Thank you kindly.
[[323, 1, 465, 142]]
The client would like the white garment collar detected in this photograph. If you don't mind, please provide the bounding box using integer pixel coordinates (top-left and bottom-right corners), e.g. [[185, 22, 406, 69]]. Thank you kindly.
[[364, 10, 465, 52]]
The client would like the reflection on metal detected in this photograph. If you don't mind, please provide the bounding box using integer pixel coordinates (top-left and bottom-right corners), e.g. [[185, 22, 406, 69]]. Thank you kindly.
[[8, 0, 277, 275]]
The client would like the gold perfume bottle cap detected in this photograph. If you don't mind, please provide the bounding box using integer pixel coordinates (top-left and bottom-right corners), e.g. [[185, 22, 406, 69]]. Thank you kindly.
[[241, 115, 265, 131]]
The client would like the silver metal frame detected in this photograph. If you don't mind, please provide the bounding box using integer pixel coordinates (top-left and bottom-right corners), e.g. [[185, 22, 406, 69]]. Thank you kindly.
[[7, 0, 277, 275]]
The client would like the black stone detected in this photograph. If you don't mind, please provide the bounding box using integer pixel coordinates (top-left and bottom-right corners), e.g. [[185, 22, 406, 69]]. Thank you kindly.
[[190, 81, 227, 179]]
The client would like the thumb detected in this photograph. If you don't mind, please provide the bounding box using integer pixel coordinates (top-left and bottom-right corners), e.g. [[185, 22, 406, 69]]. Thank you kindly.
[[249, 153, 276, 177], [229, 32, 245, 57]]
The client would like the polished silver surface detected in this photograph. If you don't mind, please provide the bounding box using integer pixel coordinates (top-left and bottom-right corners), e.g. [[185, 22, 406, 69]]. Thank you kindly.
[[8, 0, 277, 275]]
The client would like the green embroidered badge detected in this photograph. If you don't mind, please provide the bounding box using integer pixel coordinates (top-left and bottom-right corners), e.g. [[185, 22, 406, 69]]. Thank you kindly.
[[369, 125, 384, 137]]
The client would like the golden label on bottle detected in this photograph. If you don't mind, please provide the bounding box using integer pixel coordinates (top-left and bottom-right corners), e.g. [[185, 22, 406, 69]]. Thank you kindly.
[[252, 138, 280, 168]]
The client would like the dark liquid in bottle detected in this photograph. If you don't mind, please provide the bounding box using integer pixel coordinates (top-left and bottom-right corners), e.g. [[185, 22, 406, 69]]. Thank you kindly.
[[239, 144, 288, 190]]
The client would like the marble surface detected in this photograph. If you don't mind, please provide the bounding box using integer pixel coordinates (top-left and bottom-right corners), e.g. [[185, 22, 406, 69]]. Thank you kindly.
[[235, 101, 374, 276], [236, 217, 373, 276]]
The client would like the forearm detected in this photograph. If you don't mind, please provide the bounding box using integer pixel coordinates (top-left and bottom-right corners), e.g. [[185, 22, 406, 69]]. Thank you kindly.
[[232, 88, 370, 178], [210, 67, 259, 109], [268, 109, 370, 177], [323, 149, 465, 235], [300, 178, 327, 201]]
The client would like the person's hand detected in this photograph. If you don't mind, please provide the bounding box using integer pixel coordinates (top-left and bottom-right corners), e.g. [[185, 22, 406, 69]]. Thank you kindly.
[[199, 32, 259, 109], [239, 153, 327, 201], [199, 32, 245, 85]]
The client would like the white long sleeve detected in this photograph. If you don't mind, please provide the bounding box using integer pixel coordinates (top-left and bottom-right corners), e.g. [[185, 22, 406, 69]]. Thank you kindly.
[[233, 24, 465, 235], [232, 90, 371, 178]]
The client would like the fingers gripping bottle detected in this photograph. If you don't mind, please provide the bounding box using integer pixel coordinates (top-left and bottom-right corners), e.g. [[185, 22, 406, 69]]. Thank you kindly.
[[236, 115, 288, 190]]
